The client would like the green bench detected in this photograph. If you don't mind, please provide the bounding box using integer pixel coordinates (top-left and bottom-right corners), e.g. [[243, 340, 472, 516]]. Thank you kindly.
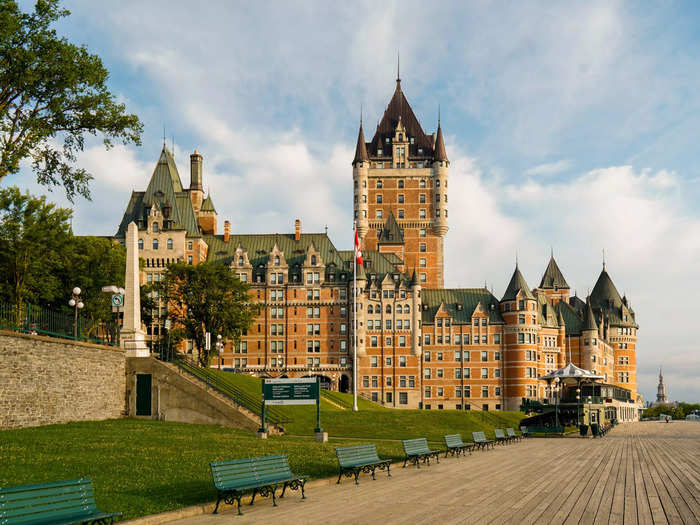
[[0, 478, 119, 525], [444, 434, 473, 457], [210, 455, 306, 515], [335, 445, 391, 485], [472, 431, 495, 450], [402, 438, 441, 468], [520, 426, 529, 438], [494, 428, 510, 445], [506, 428, 522, 442]]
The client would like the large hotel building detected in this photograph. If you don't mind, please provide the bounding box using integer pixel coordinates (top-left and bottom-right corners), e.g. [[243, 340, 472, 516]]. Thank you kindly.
[[116, 76, 641, 412]]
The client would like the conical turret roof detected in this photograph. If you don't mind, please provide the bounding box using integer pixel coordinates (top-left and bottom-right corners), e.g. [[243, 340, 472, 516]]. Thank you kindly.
[[539, 255, 569, 289], [352, 123, 369, 165], [590, 267, 623, 310], [501, 265, 535, 302], [201, 193, 216, 213], [434, 122, 448, 162], [584, 300, 598, 331]]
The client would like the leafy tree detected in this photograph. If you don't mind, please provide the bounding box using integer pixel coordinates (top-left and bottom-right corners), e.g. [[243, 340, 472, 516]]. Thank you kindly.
[[0, 186, 72, 310], [0, 0, 142, 201], [157, 262, 257, 366]]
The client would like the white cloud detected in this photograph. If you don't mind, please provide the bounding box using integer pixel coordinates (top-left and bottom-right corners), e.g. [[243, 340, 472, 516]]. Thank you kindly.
[[524, 160, 573, 177]]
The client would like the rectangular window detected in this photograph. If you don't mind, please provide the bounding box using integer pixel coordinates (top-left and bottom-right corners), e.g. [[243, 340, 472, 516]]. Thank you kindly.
[[518, 333, 525, 344], [481, 351, 488, 362], [482, 386, 489, 398], [425, 387, 431, 398], [481, 368, 488, 379], [371, 356, 378, 367], [464, 368, 470, 378], [464, 386, 470, 398], [494, 334, 501, 344], [399, 392, 408, 405], [420, 209, 426, 219], [399, 356, 406, 367], [455, 368, 462, 379], [398, 194, 404, 203]]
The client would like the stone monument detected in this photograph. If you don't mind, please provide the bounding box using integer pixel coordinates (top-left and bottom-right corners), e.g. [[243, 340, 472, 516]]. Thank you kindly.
[[120, 222, 149, 357]]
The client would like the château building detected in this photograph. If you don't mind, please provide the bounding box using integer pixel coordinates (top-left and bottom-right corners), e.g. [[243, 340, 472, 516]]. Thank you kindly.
[[115, 75, 641, 414]]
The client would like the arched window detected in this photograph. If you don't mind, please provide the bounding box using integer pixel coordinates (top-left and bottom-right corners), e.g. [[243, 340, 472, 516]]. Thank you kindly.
[[367, 305, 373, 314], [153, 222, 159, 232], [274, 255, 280, 266], [405, 305, 410, 314], [167, 238, 173, 250], [138, 239, 144, 250], [396, 305, 403, 314], [152, 239, 159, 250], [385, 305, 391, 314], [238, 256, 244, 265], [311, 255, 317, 265]]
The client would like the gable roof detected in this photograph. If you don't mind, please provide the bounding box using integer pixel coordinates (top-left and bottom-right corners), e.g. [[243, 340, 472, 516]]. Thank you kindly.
[[378, 211, 403, 244], [539, 255, 569, 289], [501, 265, 535, 301], [422, 289, 503, 325]]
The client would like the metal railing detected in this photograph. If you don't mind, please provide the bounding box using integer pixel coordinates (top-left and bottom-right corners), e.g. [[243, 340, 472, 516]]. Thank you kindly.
[[175, 360, 291, 426], [0, 301, 119, 346]]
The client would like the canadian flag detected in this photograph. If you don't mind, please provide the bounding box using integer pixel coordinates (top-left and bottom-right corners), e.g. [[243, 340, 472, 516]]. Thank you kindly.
[[354, 229, 363, 266]]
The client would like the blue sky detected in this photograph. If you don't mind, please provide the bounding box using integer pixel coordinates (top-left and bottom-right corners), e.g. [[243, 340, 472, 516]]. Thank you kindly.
[[11, 0, 700, 403]]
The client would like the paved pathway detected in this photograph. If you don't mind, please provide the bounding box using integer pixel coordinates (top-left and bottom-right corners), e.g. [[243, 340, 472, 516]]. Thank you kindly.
[[172, 422, 700, 524]]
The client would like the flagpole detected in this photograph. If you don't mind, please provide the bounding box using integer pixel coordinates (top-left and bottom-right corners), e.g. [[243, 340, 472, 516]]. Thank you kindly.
[[353, 220, 358, 412]]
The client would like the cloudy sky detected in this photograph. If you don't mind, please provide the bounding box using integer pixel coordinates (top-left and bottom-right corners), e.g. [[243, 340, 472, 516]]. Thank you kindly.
[[11, 1, 700, 403]]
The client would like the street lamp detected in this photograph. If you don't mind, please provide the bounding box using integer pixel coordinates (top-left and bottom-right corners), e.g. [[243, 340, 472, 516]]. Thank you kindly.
[[576, 386, 581, 427], [554, 377, 560, 429], [216, 334, 223, 370], [68, 287, 84, 339]]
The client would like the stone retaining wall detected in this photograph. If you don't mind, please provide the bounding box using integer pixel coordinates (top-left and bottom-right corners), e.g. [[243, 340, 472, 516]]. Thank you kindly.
[[0, 330, 126, 429]]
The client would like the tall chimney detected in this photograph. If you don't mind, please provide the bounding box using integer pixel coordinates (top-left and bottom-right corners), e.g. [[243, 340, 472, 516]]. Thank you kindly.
[[190, 150, 203, 191], [224, 220, 230, 242], [294, 219, 301, 241]]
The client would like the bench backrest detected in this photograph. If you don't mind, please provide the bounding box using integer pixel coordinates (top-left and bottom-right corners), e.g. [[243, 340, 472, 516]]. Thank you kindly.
[[520, 426, 528, 434], [335, 445, 380, 466], [494, 428, 506, 439], [0, 478, 100, 524], [402, 438, 431, 455], [444, 434, 465, 448], [472, 431, 487, 443], [210, 455, 292, 490], [506, 428, 517, 437]]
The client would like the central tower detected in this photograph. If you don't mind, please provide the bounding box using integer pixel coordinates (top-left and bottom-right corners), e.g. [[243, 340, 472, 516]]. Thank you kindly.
[[352, 74, 449, 289]]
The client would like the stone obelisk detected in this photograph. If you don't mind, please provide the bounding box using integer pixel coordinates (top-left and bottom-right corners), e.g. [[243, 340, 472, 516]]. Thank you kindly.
[[120, 221, 149, 357]]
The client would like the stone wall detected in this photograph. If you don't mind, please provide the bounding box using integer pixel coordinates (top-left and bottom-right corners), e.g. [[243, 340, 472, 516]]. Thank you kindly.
[[0, 330, 126, 429]]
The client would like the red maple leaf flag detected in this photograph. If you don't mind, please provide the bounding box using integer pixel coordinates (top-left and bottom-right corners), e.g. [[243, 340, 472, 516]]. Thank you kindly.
[[354, 229, 363, 266]]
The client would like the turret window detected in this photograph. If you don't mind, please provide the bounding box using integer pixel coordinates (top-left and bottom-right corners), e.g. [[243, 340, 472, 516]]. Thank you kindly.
[[436, 209, 440, 217], [362, 195, 367, 203], [398, 194, 404, 203], [398, 209, 404, 218], [238, 256, 244, 265], [167, 239, 173, 250], [376, 210, 383, 219], [420, 194, 426, 203]]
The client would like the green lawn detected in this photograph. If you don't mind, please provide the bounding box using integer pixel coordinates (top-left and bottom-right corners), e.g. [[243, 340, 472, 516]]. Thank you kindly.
[[0, 373, 526, 521]]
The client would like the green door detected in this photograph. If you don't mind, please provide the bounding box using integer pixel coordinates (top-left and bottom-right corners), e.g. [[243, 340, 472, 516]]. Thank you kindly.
[[136, 374, 152, 416]]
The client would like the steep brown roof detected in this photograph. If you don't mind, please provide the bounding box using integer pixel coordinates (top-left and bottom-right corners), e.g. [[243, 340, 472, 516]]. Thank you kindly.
[[434, 122, 448, 162], [352, 124, 369, 165], [368, 80, 434, 157]]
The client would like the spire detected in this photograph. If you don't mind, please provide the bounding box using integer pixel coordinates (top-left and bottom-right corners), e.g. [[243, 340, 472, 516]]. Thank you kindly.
[[584, 300, 598, 331], [397, 50, 400, 85], [501, 265, 534, 302], [434, 117, 448, 162], [352, 122, 369, 165], [539, 254, 570, 289]]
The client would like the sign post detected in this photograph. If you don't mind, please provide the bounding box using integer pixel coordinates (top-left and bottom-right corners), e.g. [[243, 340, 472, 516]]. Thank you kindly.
[[261, 377, 325, 441]]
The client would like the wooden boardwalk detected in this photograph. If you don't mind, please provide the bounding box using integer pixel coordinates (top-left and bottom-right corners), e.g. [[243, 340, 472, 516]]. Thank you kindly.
[[172, 422, 700, 524]]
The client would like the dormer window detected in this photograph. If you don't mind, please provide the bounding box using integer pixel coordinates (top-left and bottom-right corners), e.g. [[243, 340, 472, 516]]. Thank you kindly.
[[274, 255, 280, 266], [238, 256, 244, 265], [410, 137, 415, 144], [311, 255, 317, 265], [377, 148, 383, 156], [398, 133, 403, 141], [153, 222, 159, 232]]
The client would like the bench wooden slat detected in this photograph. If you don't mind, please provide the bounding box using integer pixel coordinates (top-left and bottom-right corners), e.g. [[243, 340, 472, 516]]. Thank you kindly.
[[402, 438, 441, 468]]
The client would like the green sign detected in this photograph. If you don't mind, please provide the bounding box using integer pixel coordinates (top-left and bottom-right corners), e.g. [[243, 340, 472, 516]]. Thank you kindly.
[[263, 378, 318, 405]]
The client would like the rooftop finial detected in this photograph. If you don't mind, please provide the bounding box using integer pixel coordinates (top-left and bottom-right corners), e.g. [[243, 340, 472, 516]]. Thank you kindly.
[[602, 248, 606, 270], [397, 50, 400, 84], [515, 249, 519, 268], [438, 104, 441, 126], [551, 246, 554, 258], [162, 125, 166, 148], [360, 103, 363, 126]]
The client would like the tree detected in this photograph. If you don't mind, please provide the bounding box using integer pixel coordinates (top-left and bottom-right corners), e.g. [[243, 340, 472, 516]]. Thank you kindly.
[[0, 0, 142, 202], [0, 186, 72, 310], [157, 262, 258, 366]]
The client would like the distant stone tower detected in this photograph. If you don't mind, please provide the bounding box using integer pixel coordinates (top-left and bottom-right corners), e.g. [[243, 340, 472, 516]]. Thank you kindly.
[[352, 71, 449, 289], [656, 368, 668, 404]]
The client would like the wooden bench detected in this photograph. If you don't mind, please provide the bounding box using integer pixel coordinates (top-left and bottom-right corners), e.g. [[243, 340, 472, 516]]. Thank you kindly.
[[520, 426, 529, 438], [402, 438, 441, 468], [444, 434, 473, 457], [494, 428, 510, 445], [0, 478, 119, 525], [506, 427, 522, 442], [472, 431, 495, 450], [210, 455, 306, 515], [335, 445, 391, 485]]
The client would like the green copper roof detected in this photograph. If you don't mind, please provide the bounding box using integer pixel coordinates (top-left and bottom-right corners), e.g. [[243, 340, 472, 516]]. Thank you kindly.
[[539, 256, 569, 289], [201, 194, 216, 212], [378, 211, 403, 244], [555, 301, 583, 335], [590, 268, 623, 310], [538, 295, 559, 328], [422, 289, 503, 325], [501, 265, 535, 301]]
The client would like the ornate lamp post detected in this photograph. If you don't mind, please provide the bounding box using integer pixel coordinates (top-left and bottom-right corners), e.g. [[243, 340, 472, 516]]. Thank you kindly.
[[576, 386, 581, 427], [554, 377, 560, 429], [216, 334, 223, 370], [68, 287, 84, 339]]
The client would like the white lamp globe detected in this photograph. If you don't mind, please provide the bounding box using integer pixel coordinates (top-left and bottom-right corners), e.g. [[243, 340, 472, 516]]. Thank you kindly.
[[68, 298, 76, 307], [77, 302, 84, 309], [73, 287, 81, 295]]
